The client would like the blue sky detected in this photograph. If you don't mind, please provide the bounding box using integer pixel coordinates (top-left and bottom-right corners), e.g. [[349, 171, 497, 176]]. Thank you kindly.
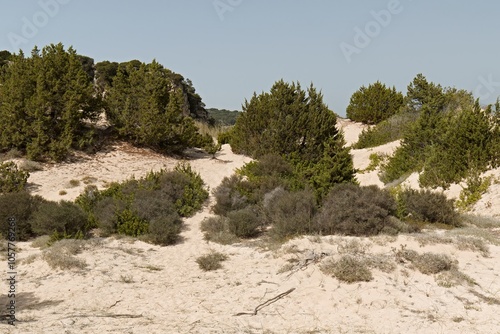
[[1, 0, 499, 116]]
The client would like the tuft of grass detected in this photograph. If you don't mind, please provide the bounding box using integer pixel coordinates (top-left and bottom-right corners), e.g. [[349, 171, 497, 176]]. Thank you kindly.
[[321, 255, 373, 283], [59, 190, 67, 196], [337, 239, 371, 256], [196, 251, 229, 271], [120, 274, 134, 283], [412, 252, 453, 275], [82, 176, 98, 185], [68, 179, 81, 188]]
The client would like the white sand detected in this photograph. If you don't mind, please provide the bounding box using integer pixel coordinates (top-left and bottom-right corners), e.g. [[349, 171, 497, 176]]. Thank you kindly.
[[2, 121, 500, 333]]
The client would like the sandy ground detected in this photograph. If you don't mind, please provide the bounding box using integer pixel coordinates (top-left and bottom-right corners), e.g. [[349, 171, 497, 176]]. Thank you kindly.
[[2, 120, 500, 333]]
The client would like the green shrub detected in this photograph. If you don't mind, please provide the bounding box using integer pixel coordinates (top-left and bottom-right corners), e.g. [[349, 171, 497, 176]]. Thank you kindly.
[[92, 197, 126, 236], [0, 162, 29, 194], [265, 188, 317, 241], [346, 81, 404, 125], [115, 209, 149, 237], [397, 189, 460, 226], [212, 175, 250, 216], [172, 163, 209, 216], [76, 164, 207, 240], [230, 80, 355, 194], [315, 184, 406, 236], [226, 206, 261, 238], [30, 201, 89, 238], [456, 174, 491, 212], [217, 130, 232, 145], [355, 112, 418, 149], [196, 251, 229, 271], [146, 214, 183, 246], [200, 216, 239, 245], [0, 191, 46, 241]]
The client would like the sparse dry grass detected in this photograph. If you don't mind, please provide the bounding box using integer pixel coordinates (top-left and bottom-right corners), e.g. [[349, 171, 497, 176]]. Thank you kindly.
[[42, 239, 87, 270], [31, 235, 51, 249], [454, 236, 490, 257], [437, 268, 477, 287], [20, 160, 43, 172], [196, 251, 229, 271]]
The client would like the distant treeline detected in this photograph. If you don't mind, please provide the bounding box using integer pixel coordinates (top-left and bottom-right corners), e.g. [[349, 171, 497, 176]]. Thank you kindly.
[[206, 108, 240, 125]]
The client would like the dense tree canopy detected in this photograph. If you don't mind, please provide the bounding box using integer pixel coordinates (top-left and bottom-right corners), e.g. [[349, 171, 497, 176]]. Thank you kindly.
[[381, 74, 498, 188], [230, 80, 356, 199], [105, 60, 210, 152], [0, 44, 101, 161], [346, 81, 404, 124]]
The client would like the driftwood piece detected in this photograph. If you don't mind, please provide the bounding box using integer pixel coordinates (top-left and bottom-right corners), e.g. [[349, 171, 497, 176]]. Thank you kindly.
[[234, 288, 296, 316]]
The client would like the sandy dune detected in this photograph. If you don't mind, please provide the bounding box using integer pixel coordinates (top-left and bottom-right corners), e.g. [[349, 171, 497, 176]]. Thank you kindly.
[[2, 120, 500, 333]]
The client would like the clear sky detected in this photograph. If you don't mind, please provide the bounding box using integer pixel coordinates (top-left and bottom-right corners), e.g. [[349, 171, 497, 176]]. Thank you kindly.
[[1, 0, 499, 116]]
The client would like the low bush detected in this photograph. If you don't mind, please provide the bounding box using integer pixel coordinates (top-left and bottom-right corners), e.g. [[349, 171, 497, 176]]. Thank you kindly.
[[397, 188, 461, 226], [265, 188, 317, 241], [75, 164, 208, 243], [412, 252, 453, 275], [456, 174, 491, 212], [321, 255, 373, 283], [212, 175, 250, 216], [20, 160, 43, 172], [196, 251, 229, 271], [355, 112, 418, 149], [0, 161, 29, 194], [226, 206, 261, 238], [30, 201, 89, 238], [200, 216, 239, 245], [0, 191, 46, 241], [315, 184, 407, 236], [146, 214, 183, 246]]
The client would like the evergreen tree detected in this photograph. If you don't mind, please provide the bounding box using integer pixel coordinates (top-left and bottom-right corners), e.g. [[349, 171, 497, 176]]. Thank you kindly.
[[0, 44, 100, 161], [346, 81, 404, 124], [231, 80, 355, 199], [105, 60, 208, 152]]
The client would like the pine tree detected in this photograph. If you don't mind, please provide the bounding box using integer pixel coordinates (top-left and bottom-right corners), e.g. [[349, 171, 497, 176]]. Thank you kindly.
[[0, 44, 99, 161], [346, 81, 404, 124], [230, 80, 356, 198]]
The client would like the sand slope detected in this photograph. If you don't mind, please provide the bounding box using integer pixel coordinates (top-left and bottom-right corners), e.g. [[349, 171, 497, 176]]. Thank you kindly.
[[2, 121, 500, 333]]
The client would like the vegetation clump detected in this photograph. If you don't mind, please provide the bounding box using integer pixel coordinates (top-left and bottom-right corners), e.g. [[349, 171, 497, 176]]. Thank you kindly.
[[196, 251, 229, 271], [346, 81, 404, 124], [0, 162, 29, 194], [76, 163, 208, 245]]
